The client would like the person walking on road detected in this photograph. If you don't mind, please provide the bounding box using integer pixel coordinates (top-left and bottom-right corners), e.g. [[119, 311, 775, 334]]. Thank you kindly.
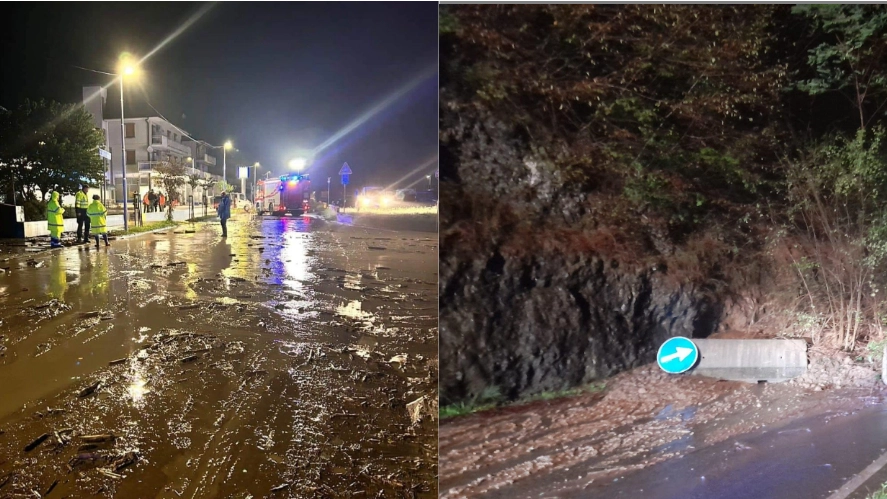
[[143, 192, 150, 213], [87, 195, 110, 248], [159, 193, 166, 214], [75, 184, 90, 244], [217, 191, 231, 238], [46, 191, 65, 248]]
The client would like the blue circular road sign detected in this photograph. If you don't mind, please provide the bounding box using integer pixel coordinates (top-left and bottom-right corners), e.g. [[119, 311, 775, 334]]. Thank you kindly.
[[656, 337, 699, 374]]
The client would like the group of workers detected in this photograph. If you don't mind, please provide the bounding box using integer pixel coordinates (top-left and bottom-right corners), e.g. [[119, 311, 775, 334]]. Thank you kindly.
[[142, 190, 167, 213], [46, 184, 109, 249], [46, 185, 232, 248]]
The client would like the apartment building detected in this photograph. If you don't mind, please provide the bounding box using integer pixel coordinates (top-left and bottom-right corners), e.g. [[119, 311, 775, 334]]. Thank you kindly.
[[83, 86, 221, 205]]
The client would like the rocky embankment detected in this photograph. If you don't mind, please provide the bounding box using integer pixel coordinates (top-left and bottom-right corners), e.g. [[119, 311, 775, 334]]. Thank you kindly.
[[439, 248, 721, 405]]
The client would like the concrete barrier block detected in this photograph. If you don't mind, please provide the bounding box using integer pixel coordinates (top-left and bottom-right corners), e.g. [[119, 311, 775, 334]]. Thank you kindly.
[[690, 339, 807, 383]]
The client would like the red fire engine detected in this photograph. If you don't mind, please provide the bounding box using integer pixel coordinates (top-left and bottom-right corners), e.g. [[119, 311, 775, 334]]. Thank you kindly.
[[255, 173, 311, 216]]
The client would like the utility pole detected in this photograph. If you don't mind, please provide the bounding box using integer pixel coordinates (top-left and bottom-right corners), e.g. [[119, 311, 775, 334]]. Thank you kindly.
[[119, 78, 129, 231]]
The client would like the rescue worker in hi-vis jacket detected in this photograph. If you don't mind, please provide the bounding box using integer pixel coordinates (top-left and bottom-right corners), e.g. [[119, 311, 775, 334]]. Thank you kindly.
[[46, 191, 65, 248], [75, 184, 91, 244], [87, 195, 110, 248]]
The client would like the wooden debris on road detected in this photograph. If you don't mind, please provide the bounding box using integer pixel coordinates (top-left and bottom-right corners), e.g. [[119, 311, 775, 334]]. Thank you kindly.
[[78, 381, 101, 398], [24, 433, 49, 452]]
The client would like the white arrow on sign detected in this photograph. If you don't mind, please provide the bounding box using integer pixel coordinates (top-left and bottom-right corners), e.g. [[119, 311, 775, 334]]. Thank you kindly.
[[660, 347, 694, 363]]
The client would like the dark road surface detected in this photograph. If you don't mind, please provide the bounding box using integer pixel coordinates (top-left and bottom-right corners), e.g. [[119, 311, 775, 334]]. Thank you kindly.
[[584, 403, 887, 499], [0, 214, 438, 497], [455, 398, 887, 499]]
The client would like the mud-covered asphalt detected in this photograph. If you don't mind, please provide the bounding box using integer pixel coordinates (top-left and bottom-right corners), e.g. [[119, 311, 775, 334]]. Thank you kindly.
[[440, 362, 887, 499], [0, 214, 438, 498]]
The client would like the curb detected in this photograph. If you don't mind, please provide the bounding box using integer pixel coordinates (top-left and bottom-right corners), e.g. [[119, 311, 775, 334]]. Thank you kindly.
[[0, 220, 206, 263]]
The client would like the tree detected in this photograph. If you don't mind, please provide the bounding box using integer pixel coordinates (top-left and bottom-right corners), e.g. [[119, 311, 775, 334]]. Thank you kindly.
[[441, 5, 789, 244], [153, 159, 187, 221], [198, 176, 217, 216], [0, 99, 105, 202], [186, 174, 202, 219], [792, 5, 887, 130]]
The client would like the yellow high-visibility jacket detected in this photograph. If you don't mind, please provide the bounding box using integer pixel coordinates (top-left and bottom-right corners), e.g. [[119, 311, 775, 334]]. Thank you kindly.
[[87, 199, 108, 234], [46, 192, 65, 237], [75, 191, 89, 210]]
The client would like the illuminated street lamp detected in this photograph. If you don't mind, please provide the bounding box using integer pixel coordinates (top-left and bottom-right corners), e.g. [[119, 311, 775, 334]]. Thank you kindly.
[[426, 175, 431, 189], [117, 52, 140, 231], [289, 157, 307, 172]]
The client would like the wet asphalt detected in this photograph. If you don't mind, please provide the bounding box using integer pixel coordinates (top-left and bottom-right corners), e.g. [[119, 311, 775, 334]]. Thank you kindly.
[[0, 214, 438, 497], [585, 403, 887, 499]]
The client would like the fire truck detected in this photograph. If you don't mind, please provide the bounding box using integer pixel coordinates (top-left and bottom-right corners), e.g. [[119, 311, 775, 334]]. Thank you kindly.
[[255, 173, 311, 216]]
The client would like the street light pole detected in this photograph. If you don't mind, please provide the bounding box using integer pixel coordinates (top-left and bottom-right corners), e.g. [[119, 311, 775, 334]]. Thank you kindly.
[[327, 177, 331, 204], [120, 76, 128, 231], [222, 146, 227, 187], [253, 162, 260, 205]]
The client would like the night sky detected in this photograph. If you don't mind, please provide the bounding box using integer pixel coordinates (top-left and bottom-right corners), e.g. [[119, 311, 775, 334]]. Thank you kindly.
[[0, 2, 438, 190]]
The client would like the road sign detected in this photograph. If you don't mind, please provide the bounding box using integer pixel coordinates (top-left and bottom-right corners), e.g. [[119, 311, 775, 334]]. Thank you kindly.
[[657, 337, 699, 374], [98, 148, 111, 160], [237, 166, 249, 179], [339, 163, 353, 176], [341, 174, 350, 185]]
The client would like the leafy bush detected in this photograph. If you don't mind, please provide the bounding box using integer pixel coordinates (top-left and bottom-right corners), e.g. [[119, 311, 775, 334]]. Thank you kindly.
[[784, 128, 887, 349]]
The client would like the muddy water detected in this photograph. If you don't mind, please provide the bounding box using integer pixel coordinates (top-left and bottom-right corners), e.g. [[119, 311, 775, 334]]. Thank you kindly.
[[440, 361, 887, 499], [0, 215, 438, 497]]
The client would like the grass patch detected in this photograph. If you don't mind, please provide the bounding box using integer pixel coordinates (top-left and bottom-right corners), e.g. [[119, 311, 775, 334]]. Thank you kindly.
[[109, 220, 179, 236], [187, 215, 216, 223], [867, 483, 887, 499], [440, 382, 607, 420], [440, 401, 500, 419]]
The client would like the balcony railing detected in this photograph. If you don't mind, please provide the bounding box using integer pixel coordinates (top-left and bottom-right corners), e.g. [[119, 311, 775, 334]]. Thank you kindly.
[[204, 154, 217, 166], [149, 135, 190, 156]]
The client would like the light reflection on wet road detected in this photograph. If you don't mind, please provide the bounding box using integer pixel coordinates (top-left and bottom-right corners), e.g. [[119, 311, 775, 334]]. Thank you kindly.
[[0, 214, 438, 497]]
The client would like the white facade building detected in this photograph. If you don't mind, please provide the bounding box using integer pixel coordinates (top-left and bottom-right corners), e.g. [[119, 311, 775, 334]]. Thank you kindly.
[[83, 86, 221, 206]]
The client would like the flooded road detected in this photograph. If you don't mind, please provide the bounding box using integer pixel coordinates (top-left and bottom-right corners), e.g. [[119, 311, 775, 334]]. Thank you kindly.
[[596, 404, 887, 499], [440, 362, 887, 499], [0, 214, 438, 497]]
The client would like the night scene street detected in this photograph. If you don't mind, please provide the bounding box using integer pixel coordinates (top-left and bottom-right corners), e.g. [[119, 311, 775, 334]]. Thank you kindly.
[[0, 2, 437, 498]]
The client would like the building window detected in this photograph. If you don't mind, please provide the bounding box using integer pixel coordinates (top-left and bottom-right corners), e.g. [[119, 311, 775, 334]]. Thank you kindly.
[[125, 123, 135, 138], [167, 130, 171, 139], [126, 150, 136, 165]]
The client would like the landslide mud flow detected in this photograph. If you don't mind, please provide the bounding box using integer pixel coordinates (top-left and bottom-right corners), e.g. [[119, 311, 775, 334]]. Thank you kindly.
[[440, 362, 887, 499], [0, 215, 438, 498]]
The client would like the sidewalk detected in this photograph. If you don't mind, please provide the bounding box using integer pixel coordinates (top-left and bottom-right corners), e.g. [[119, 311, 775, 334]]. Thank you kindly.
[[0, 207, 216, 259]]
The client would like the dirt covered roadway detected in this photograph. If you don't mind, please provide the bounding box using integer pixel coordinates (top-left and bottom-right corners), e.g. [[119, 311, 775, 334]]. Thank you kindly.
[[440, 348, 887, 498], [0, 214, 438, 498]]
